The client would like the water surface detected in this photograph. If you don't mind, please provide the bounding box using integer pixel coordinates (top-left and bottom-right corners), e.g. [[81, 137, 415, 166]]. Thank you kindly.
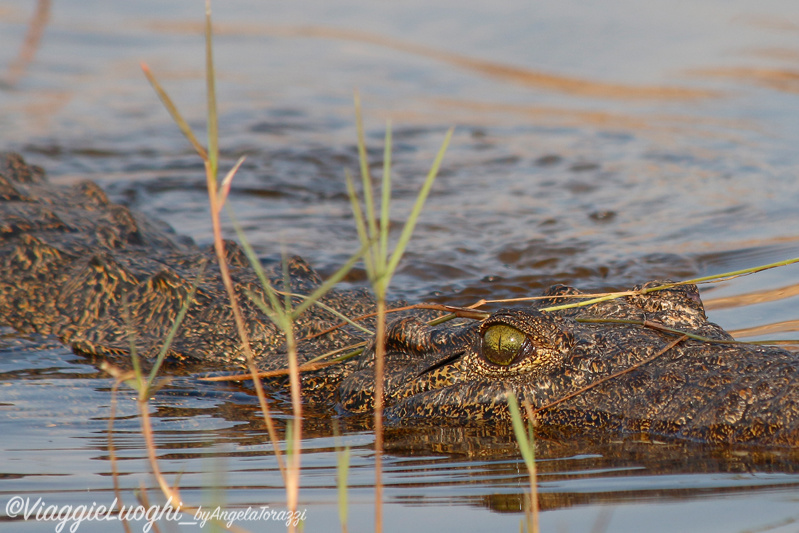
[[2, 1, 799, 531]]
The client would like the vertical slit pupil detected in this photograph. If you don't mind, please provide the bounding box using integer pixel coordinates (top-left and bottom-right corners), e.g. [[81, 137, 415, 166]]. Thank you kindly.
[[482, 324, 525, 366]]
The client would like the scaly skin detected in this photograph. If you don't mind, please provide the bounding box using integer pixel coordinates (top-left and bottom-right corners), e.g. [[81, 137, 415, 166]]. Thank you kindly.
[[0, 152, 379, 370], [2, 152, 799, 446], [346, 283, 799, 446]]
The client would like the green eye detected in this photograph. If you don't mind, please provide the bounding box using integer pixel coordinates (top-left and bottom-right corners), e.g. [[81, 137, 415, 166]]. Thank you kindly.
[[482, 324, 526, 366]]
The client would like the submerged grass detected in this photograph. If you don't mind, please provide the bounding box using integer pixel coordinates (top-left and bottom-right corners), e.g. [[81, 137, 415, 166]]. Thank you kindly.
[[333, 422, 352, 533], [507, 394, 540, 533], [101, 264, 201, 509]]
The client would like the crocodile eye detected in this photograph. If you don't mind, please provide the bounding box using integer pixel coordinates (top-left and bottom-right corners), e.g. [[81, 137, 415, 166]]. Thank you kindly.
[[482, 324, 526, 366]]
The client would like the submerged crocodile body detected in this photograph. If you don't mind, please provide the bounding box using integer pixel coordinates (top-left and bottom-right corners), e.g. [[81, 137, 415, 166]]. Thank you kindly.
[[2, 152, 799, 447]]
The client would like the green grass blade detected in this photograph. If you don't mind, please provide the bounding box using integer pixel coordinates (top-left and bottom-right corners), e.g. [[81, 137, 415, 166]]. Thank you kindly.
[[541, 255, 799, 313], [345, 169, 375, 280], [247, 290, 285, 329], [225, 210, 286, 325], [146, 262, 207, 389], [227, 208, 372, 353], [668, 256, 799, 287], [140, 63, 207, 160], [384, 127, 453, 281], [281, 251, 294, 316], [337, 444, 350, 531], [288, 293, 374, 336], [541, 292, 632, 313], [507, 393, 535, 471], [121, 297, 144, 392], [354, 92, 378, 253], [204, 0, 218, 180], [379, 121, 392, 274], [230, 208, 373, 335], [285, 419, 295, 457], [291, 238, 374, 319]]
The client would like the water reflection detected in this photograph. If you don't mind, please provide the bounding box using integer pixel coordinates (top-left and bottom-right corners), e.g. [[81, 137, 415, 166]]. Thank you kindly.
[[69, 371, 799, 516], [696, 67, 799, 95], [213, 24, 718, 101], [2, 0, 50, 88]]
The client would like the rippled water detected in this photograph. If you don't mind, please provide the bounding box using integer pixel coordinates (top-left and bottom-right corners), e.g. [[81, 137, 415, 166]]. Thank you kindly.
[[3, 0, 799, 531]]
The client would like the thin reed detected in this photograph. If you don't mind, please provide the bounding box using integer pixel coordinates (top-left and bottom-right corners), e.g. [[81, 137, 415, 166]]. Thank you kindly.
[[346, 93, 452, 532], [507, 394, 540, 533]]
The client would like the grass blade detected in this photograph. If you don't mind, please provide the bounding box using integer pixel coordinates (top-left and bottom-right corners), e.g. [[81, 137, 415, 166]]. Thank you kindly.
[[345, 169, 375, 279], [141, 63, 207, 160], [291, 238, 374, 319], [507, 393, 535, 470], [507, 393, 539, 533], [204, 0, 218, 180], [354, 92, 378, 252], [147, 262, 207, 389], [337, 443, 351, 533], [218, 155, 246, 211], [540, 255, 799, 313], [379, 121, 392, 274], [384, 127, 453, 279]]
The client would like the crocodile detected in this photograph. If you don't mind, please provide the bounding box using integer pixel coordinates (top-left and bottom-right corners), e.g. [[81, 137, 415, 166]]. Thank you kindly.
[[2, 152, 799, 447]]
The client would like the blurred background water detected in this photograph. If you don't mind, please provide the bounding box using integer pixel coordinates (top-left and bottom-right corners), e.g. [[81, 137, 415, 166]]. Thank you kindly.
[[2, 1, 799, 531]]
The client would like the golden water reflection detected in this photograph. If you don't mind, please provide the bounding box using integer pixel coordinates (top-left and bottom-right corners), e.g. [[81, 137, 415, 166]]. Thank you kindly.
[[150, 21, 719, 101], [2, 0, 50, 88]]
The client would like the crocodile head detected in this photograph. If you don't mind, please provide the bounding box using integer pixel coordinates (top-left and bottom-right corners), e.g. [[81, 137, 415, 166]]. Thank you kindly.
[[336, 282, 799, 446]]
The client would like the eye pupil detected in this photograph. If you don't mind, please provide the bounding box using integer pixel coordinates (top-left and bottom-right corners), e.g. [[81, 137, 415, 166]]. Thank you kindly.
[[482, 324, 526, 366]]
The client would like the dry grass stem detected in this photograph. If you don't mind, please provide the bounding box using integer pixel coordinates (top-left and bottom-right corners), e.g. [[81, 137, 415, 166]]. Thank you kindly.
[[107, 380, 133, 533], [4, 0, 51, 87]]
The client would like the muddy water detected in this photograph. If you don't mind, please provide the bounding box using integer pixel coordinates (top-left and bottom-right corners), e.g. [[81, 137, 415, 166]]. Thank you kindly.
[[3, 0, 799, 531]]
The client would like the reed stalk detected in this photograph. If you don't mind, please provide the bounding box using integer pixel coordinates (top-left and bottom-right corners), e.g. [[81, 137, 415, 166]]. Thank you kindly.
[[139, 0, 300, 524], [346, 93, 452, 531], [507, 393, 540, 533]]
